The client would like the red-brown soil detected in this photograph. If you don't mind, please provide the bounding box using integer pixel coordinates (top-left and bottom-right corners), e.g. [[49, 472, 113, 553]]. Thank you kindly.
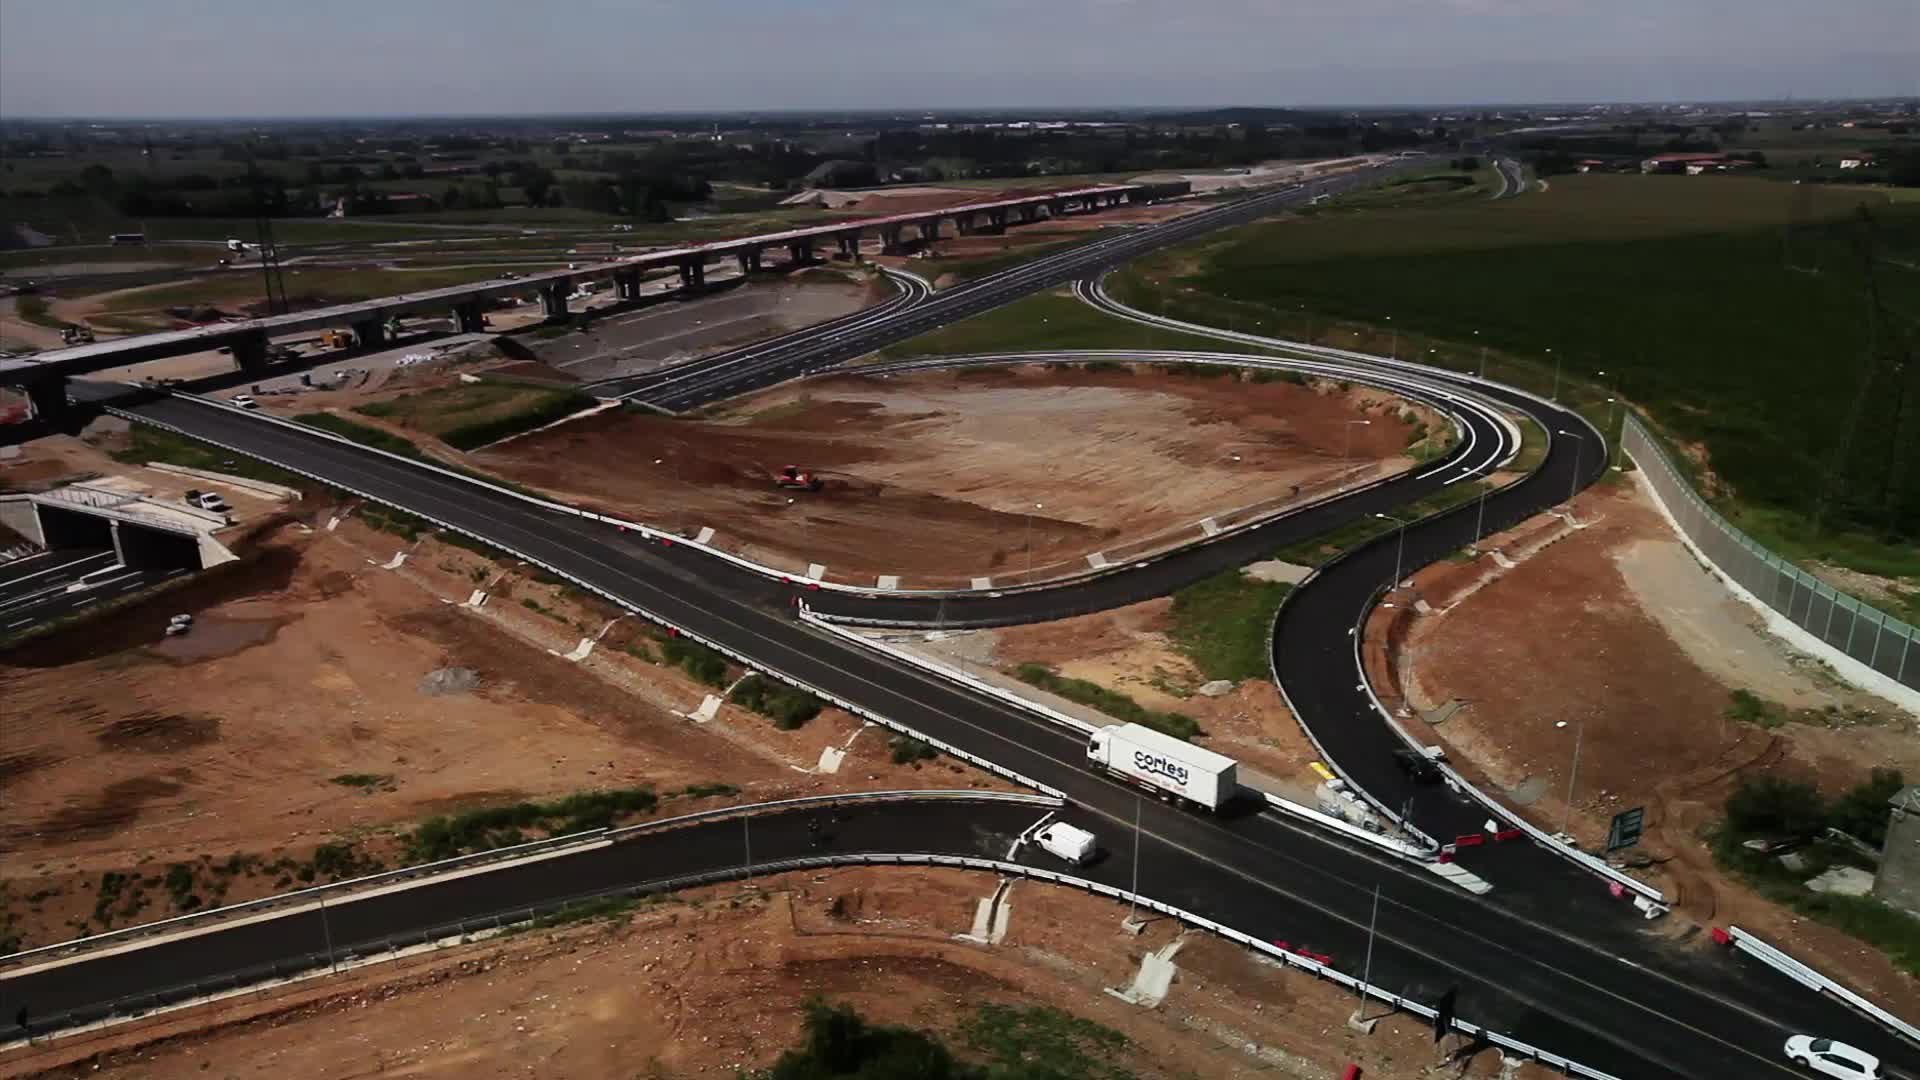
[[476, 365, 1425, 587]]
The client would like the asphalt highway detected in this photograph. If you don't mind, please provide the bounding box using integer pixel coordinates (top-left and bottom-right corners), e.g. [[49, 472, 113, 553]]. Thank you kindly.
[[2, 798, 1053, 1031], [79, 390, 1913, 1077], [593, 163, 1413, 413], [0, 549, 181, 636]]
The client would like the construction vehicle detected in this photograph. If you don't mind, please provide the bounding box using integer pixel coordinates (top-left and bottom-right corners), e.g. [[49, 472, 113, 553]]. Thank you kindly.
[[321, 329, 355, 349], [60, 325, 95, 346], [775, 465, 823, 492]]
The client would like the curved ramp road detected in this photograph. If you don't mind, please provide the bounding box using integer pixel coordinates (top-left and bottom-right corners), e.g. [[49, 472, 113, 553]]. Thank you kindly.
[[0, 798, 1050, 1031], [65, 383, 1911, 1078], [596, 163, 1414, 413]]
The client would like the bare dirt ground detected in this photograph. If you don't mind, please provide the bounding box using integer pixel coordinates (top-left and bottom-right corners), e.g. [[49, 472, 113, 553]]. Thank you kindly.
[[0, 504, 995, 951], [9, 867, 1517, 1080], [475, 366, 1424, 587], [0, 296, 66, 353], [1369, 474, 1920, 1011]]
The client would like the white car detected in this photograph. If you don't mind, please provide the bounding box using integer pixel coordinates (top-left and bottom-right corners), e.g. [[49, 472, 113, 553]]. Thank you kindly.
[[1785, 1036, 1881, 1079], [230, 394, 258, 410]]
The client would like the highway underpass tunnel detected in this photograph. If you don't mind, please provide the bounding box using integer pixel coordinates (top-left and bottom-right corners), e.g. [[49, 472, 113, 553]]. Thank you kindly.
[[23, 378, 68, 423], [31, 504, 112, 551], [111, 520, 203, 571]]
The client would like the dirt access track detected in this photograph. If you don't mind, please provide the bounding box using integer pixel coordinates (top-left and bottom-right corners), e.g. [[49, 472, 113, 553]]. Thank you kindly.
[[1367, 473, 1919, 1014], [474, 364, 1433, 588], [10, 867, 1522, 1080]]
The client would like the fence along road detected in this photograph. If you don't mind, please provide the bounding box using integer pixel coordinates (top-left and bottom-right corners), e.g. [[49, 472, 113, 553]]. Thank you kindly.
[[1622, 412, 1918, 702], [81, 378, 1918, 1077]]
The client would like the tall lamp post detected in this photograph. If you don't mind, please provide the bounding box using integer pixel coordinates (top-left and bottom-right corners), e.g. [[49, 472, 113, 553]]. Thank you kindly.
[[1547, 347, 1561, 401], [1556, 719, 1584, 837], [1374, 512, 1408, 592], [1386, 315, 1397, 360], [1025, 501, 1044, 579], [1557, 430, 1585, 503], [1474, 329, 1485, 378]]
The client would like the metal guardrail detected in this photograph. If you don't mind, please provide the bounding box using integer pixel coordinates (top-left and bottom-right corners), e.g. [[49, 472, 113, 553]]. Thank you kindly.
[[1348, 580, 1668, 907], [799, 606, 1438, 864], [0, 828, 613, 969], [1729, 926, 1920, 1045], [0, 790, 1057, 972], [1064, 301, 1666, 904], [1, 851, 1622, 1079], [1622, 413, 1917, 697]]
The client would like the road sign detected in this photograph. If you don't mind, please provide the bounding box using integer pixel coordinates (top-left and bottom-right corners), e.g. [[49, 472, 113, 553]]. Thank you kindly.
[[1607, 806, 1646, 852]]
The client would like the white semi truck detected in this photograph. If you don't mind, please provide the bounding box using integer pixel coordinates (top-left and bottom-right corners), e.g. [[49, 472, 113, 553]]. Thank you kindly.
[[1086, 723, 1238, 811]]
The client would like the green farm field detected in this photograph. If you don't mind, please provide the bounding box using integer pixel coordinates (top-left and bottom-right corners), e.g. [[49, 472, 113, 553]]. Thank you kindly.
[[1110, 173, 1920, 579]]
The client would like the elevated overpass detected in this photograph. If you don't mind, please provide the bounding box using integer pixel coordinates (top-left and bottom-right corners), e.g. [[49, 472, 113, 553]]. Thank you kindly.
[[0, 180, 1189, 419]]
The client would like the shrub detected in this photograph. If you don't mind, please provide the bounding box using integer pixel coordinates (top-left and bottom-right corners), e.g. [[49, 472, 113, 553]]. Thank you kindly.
[[1012, 663, 1198, 741], [1829, 768, 1905, 848], [660, 636, 729, 687], [890, 735, 939, 765], [1724, 775, 1828, 842], [730, 673, 824, 730]]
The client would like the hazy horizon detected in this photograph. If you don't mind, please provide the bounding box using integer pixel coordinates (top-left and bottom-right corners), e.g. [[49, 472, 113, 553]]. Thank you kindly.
[[2, 0, 1916, 120]]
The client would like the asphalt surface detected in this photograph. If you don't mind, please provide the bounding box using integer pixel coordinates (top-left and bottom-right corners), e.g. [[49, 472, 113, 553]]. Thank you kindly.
[[594, 163, 1413, 412], [2, 798, 1052, 1032], [73, 389, 1917, 1078], [19, 162, 1914, 1073], [0, 549, 182, 636]]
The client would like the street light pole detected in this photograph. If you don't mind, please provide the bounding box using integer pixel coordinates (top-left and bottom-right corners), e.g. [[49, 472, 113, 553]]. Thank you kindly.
[[1386, 315, 1396, 360], [1557, 430, 1584, 503], [1559, 720, 1584, 836], [1474, 330, 1485, 378], [1359, 883, 1381, 1005], [1374, 512, 1407, 591], [1471, 484, 1490, 552], [1025, 501, 1043, 579], [1548, 347, 1560, 400], [1128, 794, 1142, 926]]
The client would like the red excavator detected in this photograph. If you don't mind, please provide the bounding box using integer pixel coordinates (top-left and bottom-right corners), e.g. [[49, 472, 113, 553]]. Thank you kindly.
[[775, 465, 823, 492]]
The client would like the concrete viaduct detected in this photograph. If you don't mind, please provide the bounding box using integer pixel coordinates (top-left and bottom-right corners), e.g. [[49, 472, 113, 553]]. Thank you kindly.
[[1, 180, 1190, 420]]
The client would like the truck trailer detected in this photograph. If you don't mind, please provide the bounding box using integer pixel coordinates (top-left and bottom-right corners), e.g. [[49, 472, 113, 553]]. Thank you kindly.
[[1086, 724, 1238, 811]]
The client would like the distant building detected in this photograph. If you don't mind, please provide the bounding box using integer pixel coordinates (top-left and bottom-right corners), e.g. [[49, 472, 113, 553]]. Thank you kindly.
[[1874, 785, 1920, 916], [1640, 152, 1730, 174]]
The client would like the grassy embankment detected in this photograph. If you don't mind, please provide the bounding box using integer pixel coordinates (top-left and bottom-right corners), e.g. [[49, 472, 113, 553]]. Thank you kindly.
[[874, 289, 1263, 361], [1109, 171, 1920, 594], [354, 379, 598, 451]]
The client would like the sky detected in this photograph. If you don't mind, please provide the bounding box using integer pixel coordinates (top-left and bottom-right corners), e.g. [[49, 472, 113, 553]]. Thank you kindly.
[[1, 0, 1915, 118]]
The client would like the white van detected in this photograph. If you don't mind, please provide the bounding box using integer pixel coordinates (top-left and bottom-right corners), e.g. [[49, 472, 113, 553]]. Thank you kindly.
[[1035, 822, 1097, 866]]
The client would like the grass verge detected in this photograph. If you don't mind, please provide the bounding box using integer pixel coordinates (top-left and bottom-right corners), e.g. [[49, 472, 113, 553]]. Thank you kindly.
[[1168, 569, 1292, 683], [1012, 662, 1198, 740]]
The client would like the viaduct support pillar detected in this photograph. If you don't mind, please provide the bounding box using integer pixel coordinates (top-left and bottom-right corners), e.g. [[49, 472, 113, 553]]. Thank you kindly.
[[24, 378, 67, 423], [737, 249, 762, 275], [453, 301, 486, 334], [836, 232, 860, 260], [677, 261, 705, 290], [920, 218, 941, 243], [879, 227, 905, 255], [230, 329, 271, 373], [785, 240, 813, 265], [613, 269, 641, 301], [351, 318, 387, 349], [541, 284, 570, 320]]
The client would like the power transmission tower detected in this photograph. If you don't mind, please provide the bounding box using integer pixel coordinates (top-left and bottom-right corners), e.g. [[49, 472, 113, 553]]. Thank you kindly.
[[249, 162, 288, 317], [1817, 207, 1917, 539]]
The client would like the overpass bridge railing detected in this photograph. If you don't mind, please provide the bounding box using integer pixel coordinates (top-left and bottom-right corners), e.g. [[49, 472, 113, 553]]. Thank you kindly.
[[1621, 412, 1917, 698]]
